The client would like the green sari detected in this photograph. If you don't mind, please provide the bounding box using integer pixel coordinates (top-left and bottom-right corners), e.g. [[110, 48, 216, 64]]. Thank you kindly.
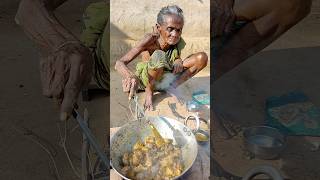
[[135, 38, 186, 89], [80, 2, 109, 90]]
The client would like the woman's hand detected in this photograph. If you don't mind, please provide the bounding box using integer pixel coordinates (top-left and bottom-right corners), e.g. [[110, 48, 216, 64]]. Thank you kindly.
[[122, 75, 139, 99], [173, 59, 184, 74], [144, 89, 154, 111], [16, 0, 93, 121], [40, 43, 93, 120]]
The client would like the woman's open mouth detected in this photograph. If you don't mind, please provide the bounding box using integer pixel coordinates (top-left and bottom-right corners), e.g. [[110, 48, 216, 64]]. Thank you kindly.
[[169, 38, 178, 44]]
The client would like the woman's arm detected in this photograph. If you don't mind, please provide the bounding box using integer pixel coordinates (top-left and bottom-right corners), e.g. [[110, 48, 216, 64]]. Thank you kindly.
[[15, 0, 93, 121], [115, 33, 158, 78], [15, 0, 78, 53], [115, 33, 158, 99]]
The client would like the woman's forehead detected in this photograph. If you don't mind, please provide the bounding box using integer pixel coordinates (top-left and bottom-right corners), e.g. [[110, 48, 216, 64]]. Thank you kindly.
[[162, 14, 184, 27]]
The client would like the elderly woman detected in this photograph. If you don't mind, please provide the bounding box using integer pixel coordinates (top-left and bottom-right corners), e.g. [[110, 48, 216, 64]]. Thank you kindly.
[[115, 5, 208, 110]]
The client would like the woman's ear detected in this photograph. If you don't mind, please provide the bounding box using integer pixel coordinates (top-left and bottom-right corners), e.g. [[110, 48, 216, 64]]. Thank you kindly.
[[155, 23, 161, 33]]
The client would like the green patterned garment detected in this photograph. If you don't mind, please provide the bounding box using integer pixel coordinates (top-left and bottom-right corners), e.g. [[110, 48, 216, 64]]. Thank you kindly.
[[81, 2, 109, 90], [135, 38, 186, 88]]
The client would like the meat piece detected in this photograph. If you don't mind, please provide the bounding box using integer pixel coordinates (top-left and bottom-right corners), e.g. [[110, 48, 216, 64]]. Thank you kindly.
[[132, 151, 143, 166], [136, 170, 152, 180], [150, 163, 160, 177], [133, 164, 146, 173], [121, 166, 130, 175], [145, 153, 153, 167], [120, 135, 183, 179], [145, 136, 155, 144], [145, 142, 154, 149], [127, 169, 135, 179], [133, 141, 145, 151], [164, 166, 174, 177], [164, 138, 173, 144], [122, 152, 130, 165]]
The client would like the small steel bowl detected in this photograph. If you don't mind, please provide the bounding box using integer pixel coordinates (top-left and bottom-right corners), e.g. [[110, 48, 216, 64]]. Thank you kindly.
[[243, 126, 286, 160], [184, 115, 210, 144], [194, 129, 210, 144]]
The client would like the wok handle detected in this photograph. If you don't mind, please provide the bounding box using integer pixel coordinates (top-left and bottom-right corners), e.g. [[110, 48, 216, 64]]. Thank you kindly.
[[72, 109, 109, 169], [242, 165, 283, 180], [184, 114, 200, 132]]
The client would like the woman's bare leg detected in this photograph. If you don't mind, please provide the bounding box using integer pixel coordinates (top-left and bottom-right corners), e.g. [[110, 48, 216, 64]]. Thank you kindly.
[[171, 52, 208, 88]]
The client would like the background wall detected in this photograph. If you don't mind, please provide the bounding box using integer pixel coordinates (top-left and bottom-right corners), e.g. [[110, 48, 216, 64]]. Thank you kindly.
[[110, 0, 210, 66]]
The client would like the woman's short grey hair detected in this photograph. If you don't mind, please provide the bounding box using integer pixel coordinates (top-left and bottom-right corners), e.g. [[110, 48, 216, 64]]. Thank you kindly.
[[157, 5, 184, 25]]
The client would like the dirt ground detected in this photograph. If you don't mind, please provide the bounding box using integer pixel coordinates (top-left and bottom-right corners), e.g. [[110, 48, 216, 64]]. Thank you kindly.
[[1, 0, 320, 180], [213, 1, 320, 179]]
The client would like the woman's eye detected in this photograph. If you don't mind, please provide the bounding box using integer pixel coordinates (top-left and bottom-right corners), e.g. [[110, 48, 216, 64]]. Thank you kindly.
[[167, 27, 173, 32]]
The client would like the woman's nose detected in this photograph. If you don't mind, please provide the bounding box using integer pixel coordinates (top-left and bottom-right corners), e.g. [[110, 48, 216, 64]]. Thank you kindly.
[[171, 30, 180, 37]]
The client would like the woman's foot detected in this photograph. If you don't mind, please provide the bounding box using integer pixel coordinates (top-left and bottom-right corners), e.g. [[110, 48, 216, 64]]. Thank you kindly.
[[144, 90, 154, 111]]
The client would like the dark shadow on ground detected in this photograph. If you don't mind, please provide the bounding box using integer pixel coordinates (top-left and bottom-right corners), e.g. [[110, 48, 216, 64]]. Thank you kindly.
[[212, 46, 320, 179]]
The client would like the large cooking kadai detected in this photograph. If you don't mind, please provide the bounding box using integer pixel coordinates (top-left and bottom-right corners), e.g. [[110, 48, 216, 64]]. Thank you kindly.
[[110, 116, 198, 179]]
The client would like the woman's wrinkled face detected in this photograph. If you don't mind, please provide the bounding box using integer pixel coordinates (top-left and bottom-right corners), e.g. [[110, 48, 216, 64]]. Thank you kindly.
[[157, 14, 184, 45]]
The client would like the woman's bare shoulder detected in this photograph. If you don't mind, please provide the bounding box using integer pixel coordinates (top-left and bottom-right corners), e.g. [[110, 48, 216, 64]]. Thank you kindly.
[[137, 33, 158, 48]]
